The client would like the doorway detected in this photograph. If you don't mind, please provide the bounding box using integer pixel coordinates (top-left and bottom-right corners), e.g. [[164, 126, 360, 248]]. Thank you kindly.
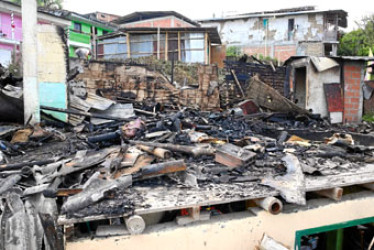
[[294, 67, 307, 108]]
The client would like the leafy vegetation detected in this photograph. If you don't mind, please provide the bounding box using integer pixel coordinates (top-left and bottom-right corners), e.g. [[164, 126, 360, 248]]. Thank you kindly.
[[362, 114, 374, 122], [226, 46, 242, 57], [339, 15, 374, 56]]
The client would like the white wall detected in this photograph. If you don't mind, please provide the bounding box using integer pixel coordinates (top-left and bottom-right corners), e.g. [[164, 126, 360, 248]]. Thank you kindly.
[[201, 13, 325, 47], [307, 65, 341, 117], [0, 49, 11, 66]]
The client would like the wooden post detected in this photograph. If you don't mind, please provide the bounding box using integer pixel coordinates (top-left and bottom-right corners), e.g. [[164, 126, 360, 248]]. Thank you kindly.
[[126, 33, 131, 59], [178, 31, 181, 61], [305, 68, 309, 107], [157, 27, 160, 59], [204, 32, 208, 64], [165, 32, 168, 61]]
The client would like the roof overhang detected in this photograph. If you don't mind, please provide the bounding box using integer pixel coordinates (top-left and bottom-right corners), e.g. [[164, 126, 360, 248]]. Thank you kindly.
[[114, 11, 199, 27]]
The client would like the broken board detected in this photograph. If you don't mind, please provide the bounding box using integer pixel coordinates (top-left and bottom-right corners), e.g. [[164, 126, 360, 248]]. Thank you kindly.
[[323, 83, 343, 124]]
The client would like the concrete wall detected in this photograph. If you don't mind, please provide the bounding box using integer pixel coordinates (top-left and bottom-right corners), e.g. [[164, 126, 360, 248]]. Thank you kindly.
[[343, 61, 365, 123], [37, 24, 67, 122], [201, 13, 326, 62], [307, 63, 341, 118], [66, 192, 374, 250], [74, 61, 220, 110], [288, 57, 341, 119]]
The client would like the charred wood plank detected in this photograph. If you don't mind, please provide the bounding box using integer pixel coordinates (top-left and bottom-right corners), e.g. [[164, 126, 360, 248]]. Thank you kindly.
[[130, 141, 215, 157]]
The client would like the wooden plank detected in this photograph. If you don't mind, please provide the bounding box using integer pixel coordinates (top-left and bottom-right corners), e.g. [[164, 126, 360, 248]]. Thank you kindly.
[[204, 32, 208, 64], [58, 183, 277, 225], [231, 69, 245, 97], [305, 168, 374, 191], [178, 31, 181, 61], [165, 32, 168, 61], [57, 166, 374, 226]]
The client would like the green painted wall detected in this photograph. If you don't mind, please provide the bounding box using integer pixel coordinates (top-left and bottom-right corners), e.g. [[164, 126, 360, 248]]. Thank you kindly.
[[68, 19, 113, 57], [295, 216, 374, 250], [69, 46, 76, 58], [39, 82, 67, 122]]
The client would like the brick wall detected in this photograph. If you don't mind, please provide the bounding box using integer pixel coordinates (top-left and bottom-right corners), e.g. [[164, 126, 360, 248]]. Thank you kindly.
[[242, 46, 272, 59], [123, 17, 194, 28], [274, 45, 297, 62], [74, 61, 219, 110], [224, 61, 287, 95], [343, 62, 364, 122], [242, 44, 297, 63]]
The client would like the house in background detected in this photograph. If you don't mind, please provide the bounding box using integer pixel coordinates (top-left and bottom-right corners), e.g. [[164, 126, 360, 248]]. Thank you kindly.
[[97, 27, 221, 64], [83, 11, 120, 23], [199, 6, 347, 62], [0, 0, 70, 66], [97, 11, 220, 64], [40, 9, 118, 57], [114, 11, 199, 28]]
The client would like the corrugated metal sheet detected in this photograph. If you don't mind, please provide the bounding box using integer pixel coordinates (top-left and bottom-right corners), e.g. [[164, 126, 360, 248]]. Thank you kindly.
[[85, 93, 115, 111], [310, 56, 339, 72], [91, 103, 135, 125]]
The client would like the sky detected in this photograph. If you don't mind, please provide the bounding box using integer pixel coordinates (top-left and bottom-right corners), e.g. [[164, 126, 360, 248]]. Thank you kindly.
[[63, 0, 374, 31]]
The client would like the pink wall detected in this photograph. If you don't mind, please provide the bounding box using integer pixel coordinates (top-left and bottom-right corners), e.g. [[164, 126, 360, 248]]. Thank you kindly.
[[0, 12, 23, 41], [0, 43, 15, 50], [123, 17, 195, 28]]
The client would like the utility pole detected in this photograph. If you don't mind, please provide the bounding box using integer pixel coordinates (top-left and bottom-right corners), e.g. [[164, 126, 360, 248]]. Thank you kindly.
[[22, 0, 40, 124]]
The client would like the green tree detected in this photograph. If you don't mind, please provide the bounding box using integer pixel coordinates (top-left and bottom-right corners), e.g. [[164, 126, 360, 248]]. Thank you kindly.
[[339, 15, 374, 56], [226, 46, 241, 57], [10, 0, 63, 9]]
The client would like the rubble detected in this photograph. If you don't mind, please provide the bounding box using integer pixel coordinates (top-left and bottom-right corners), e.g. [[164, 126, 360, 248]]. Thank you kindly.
[[1, 58, 374, 248]]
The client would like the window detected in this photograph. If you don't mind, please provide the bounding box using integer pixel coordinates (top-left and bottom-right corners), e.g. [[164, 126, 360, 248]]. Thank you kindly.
[[288, 19, 295, 40], [263, 18, 268, 29], [180, 33, 205, 63], [101, 14, 106, 18], [103, 30, 108, 35], [74, 23, 82, 32]]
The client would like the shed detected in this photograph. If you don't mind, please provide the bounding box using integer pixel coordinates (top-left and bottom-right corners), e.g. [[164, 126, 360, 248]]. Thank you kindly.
[[285, 56, 374, 123]]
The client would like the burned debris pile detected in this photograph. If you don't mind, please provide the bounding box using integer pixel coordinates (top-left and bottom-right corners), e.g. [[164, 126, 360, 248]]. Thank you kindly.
[[1, 59, 374, 248]]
